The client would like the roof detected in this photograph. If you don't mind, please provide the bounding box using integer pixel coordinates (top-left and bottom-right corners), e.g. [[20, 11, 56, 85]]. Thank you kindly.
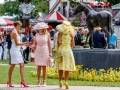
[[35, 12, 49, 21], [112, 3, 120, 9]]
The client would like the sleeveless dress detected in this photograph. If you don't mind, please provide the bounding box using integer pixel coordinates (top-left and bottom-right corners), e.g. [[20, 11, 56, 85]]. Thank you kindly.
[[10, 30, 24, 64], [54, 34, 76, 71], [34, 33, 49, 66]]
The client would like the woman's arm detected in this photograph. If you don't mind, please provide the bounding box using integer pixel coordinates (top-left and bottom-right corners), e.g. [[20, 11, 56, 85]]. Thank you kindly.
[[70, 35, 75, 48], [29, 36, 37, 49], [48, 33, 52, 56], [57, 32, 62, 48], [12, 31, 29, 46]]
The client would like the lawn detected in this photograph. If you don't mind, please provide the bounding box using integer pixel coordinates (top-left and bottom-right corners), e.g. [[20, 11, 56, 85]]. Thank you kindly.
[[0, 64, 120, 87]]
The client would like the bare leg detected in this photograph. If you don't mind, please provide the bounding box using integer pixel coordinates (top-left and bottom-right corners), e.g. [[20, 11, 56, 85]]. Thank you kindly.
[[59, 70, 63, 81], [42, 66, 46, 85], [65, 71, 69, 89], [19, 63, 25, 81], [65, 71, 69, 82], [8, 64, 16, 83], [37, 66, 41, 84]]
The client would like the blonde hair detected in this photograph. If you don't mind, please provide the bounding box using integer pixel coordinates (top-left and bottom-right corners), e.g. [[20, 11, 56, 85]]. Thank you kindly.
[[13, 21, 22, 27], [40, 28, 47, 35]]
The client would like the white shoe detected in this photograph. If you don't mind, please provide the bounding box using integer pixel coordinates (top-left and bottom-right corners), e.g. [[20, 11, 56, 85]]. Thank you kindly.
[[37, 84, 41, 87], [42, 84, 46, 87]]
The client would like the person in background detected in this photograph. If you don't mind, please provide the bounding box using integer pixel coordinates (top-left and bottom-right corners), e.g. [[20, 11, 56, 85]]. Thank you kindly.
[[30, 30, 36, 62], [22, 33, 30, 62], [0, 31, 3, 60], [54, 21, 76, 89], [81, 29, 90, 48], [30, 22, 52, 87], [89, 27, 106, 48], [74, 28, 83, 48], [6, 30, 12, 64], [79, 28, 84, 36], [7, 21, 29, 87], [3, 31, 8, 60], [109, 31, 117, 49], [50, 29, 55, 49]]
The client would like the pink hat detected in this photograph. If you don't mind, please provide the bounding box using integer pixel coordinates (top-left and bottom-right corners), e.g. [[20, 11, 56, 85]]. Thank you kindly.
[[33, 22, 48, 30]]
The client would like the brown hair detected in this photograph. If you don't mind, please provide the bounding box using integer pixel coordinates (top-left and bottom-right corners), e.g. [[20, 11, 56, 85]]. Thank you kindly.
[[13, 21, 22, 27], [40, 29, 47, 35]]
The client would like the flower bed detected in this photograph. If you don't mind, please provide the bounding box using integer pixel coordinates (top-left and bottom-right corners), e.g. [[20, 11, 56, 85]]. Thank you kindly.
[[31, 65, 120, 82]]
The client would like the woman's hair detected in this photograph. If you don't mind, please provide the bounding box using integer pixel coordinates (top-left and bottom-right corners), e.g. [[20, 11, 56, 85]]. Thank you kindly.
[[4, 31, 7, 36], [13, 21, 22, 27], [39, 29, 47, 35]]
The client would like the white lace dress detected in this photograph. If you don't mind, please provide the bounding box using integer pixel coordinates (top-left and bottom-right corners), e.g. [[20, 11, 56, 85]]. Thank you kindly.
[[10, 30, 24, 64]]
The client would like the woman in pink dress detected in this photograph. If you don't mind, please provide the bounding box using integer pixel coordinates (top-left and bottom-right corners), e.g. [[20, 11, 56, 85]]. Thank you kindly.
[[30, 22, 52, 87]]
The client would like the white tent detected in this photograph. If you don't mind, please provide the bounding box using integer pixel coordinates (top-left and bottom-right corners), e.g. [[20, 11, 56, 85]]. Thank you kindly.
[[112, 3, 120, 9]]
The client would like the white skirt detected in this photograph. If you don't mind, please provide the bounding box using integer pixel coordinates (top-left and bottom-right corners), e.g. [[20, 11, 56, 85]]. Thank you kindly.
[[10, 48, 24, 64]]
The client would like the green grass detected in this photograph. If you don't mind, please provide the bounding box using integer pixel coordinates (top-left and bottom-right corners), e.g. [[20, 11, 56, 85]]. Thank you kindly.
[[0, 60, 35, 66], [0, 65, 120, 86]]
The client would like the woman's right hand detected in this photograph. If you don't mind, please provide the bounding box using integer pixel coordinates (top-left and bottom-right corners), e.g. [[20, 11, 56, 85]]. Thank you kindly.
[[23, 42, 30, 46]]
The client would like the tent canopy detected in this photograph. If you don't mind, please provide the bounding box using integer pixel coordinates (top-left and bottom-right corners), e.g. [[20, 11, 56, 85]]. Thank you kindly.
[[44, 11, 67, 22], [0, 17, 13, 26]]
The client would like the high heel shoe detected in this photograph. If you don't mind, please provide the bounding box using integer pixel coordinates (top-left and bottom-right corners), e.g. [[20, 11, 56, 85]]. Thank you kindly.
[[37, 80, 40, 87], [59, 81, 63, 88], [20, 81, 29, 87], [65, 82, 69, 89], [6, 81, 14, 87], [42, 80, 46, 87]]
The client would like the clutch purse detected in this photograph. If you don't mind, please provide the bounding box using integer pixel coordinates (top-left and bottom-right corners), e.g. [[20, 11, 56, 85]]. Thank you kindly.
[[30, 52, 35, 58], [53, 51, 63, 63], [48, 57, 54, 67]]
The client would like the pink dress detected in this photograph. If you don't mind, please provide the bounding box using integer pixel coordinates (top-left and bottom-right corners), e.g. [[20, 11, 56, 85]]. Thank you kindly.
[[35, 33, 49, 66]]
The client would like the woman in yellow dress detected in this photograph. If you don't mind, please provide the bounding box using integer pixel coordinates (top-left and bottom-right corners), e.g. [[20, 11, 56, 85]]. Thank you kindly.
[[54, 20, 76, 89]]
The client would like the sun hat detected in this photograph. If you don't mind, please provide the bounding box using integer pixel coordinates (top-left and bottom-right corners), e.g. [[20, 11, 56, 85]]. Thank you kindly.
[[33, 22, 48, 30], [56, 20, 74, 35], [94, 27, 102, 31]]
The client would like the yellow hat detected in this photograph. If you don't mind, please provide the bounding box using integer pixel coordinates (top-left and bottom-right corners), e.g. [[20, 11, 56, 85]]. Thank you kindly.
[[56, 20, 74, 35]]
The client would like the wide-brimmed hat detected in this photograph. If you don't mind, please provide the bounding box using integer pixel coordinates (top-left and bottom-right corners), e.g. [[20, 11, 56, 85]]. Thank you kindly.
[[94, 27, 101, 31], [56, 20, 74, 35], [33, 22, 48, 30]]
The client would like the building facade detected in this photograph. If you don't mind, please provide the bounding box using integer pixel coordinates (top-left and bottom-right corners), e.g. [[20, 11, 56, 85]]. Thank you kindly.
[[49, 0, 95, 18]]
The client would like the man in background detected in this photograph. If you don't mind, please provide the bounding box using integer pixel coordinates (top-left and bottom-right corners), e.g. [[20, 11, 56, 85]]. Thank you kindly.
[[109, 31, 117, 49], [22, 33, 30, 63]]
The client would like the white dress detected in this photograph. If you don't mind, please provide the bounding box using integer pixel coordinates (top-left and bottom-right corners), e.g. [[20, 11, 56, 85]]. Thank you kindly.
[[10, 30, 24, 64]]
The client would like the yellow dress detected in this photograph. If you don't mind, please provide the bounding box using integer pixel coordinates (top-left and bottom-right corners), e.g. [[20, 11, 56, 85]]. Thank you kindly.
[[54, 34, 76, 71]]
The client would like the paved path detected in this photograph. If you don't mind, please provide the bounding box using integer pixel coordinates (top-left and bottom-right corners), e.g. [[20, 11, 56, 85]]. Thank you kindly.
[[0, 84, 120, 90]]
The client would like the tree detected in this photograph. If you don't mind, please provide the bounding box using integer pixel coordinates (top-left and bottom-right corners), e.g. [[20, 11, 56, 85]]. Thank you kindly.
[[107, 0, 120, 6], [0, 0, 49, 16], [71, 16, 81, 27]]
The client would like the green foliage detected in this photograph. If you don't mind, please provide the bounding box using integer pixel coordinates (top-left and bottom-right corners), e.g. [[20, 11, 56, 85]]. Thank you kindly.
[[0, 0, 49, 16], [32, 0, 49, 16], [107, 0, 120, 6], [71, 16, 81, 27]]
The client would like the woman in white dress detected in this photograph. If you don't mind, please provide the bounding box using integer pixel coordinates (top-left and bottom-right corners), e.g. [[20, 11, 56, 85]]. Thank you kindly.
[[7, 21, 30, 87]]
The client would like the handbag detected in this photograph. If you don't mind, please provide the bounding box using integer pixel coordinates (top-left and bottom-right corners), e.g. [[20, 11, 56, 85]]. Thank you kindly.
[[48, 56, 54, 67], [53, 51, 63, 63], [30, 52, 35, 58]]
